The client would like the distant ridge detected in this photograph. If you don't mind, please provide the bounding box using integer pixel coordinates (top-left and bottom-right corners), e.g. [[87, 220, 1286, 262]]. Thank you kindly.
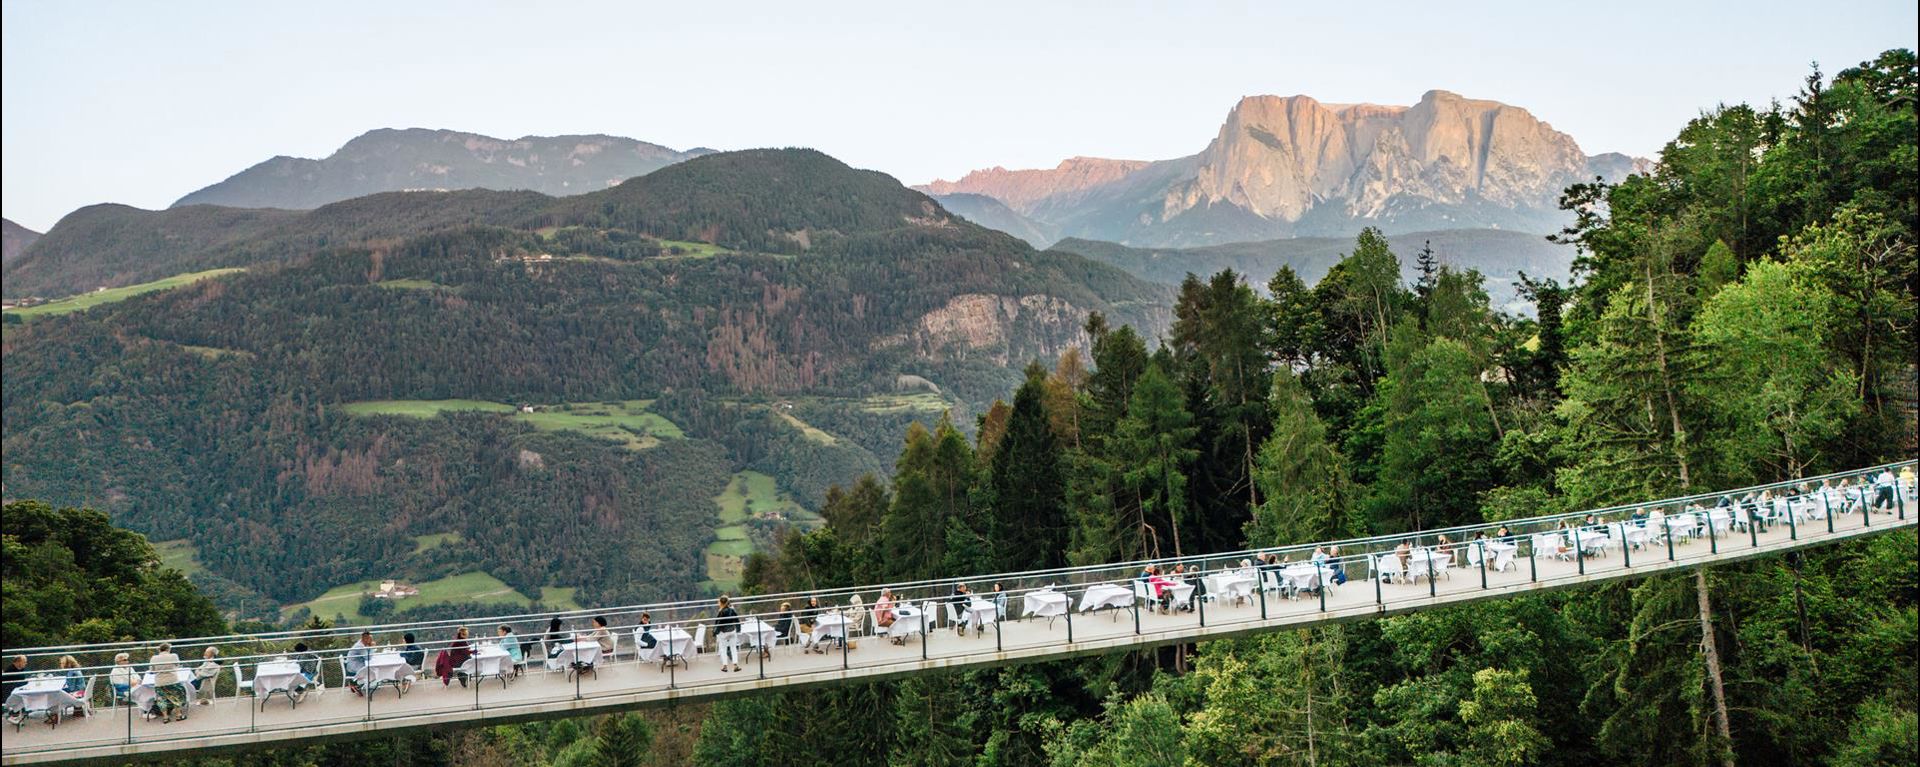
[[2, 217, 41, 266], [175, 128, 713, 210]]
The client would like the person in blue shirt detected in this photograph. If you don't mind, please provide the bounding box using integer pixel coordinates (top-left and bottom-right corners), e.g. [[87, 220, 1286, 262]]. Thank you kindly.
[[496, 625, 525, 677]]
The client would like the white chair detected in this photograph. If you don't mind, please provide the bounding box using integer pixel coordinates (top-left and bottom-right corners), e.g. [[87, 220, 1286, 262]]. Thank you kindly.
[[944, 601, 964, 631]]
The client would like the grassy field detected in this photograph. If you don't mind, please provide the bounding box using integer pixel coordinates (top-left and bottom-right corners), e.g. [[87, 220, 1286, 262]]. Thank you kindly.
[[154, 540, 206, 578], [777, 411, 839, 445], [704, 471, 812, 591], [339, 399, 516, 417], [180, 344, 255, 361], [844, 392, 952, 414], [411, 532, 462, 554], [517, 401, 683, 449], [281, 571, 581, 623], [657, 239, 732, 258], [339, 399, 681, 450], [376, 279, 449, 290], [5, 269, 245, 319]]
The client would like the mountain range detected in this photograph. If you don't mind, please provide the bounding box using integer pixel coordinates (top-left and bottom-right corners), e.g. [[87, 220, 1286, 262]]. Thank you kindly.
[[923, 90, 1648, 247], [1, 218, 39, 266], [1, 149, 1171, 617], [173, 128, 713, 210]]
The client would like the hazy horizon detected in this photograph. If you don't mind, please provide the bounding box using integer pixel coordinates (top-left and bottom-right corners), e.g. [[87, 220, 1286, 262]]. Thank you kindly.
[[4, 0, 1916, 232]]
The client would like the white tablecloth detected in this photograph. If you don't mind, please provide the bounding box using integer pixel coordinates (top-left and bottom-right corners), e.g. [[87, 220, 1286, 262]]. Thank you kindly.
[[1279, 564, 1323, 591], [813, 614, 851, 643], [739, 619, 781, 648], [1207, 573, 1258, 601], [469, 646, 512, 678], [1024, 591, 1070, 618], [358, 653, 414, 688], [965, 601, 998, 629], [636, 627, 692, 662], [1484, 541, 1517, 570], [887, 607, 925, 638], [1079, 584, 1133, 612], [253, 661, 304, 698], [550, 641, 601, 669], [6, 678, 79, 715]]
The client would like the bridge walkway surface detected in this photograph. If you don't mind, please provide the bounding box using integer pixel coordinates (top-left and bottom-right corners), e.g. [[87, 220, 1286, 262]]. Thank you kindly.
[[2, 462, 1913, 764]]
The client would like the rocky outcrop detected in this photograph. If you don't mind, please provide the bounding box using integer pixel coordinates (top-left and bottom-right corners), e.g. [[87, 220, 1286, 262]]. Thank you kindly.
[[903, 293, 1094, 364], [922, 91, 1647, 247], [175, 128, 712, 210]]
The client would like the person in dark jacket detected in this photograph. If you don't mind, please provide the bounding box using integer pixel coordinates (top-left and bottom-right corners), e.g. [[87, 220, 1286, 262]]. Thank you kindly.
[[715, 596, 742, 672], [400, 633, 425, 670]]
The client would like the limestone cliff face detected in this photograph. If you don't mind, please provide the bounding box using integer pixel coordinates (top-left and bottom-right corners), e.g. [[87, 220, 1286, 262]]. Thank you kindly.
[[1165, 91, 1589, 223], [921, 90, 1645, 246], [887, 292, 1169, 365]]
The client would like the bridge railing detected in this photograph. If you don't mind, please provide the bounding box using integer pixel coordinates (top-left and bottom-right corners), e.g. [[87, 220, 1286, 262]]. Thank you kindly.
[[6, 461, 1911, 665], [2, 462, 1912, 758]]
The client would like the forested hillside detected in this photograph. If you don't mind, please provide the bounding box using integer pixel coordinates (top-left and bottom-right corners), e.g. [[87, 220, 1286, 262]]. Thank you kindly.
[[0, 149, 1171, 619], [1050, 228, 1575, 313]]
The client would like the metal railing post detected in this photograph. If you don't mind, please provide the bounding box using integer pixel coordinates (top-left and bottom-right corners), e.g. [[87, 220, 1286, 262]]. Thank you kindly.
[[1478, 542, 1488, 589], [1664, 516, 1675, 561], [1529, 540, 1537, 582], [1133, 594, 1141, 634], [995, 609, 1002, 653], [1862, 491, 1871, 528], [757, 627, 766, 681], [667, 640, 675, 690], [1707, 512, 1718, 554], [1898, 481, 1907, 521], [1317, 565, 1327, 611], [841, 617, 849, 670], [1065, 602, 1074, 644], [1574, 528, 1585, 575], [1787, 502, 1797, 541], [1622, 528, 1632, 568], [1374, 558, 1384, 606], [1749, 508, 1760, 548], [1426, 550, 1437, 597], [1197, 585, 1205, 626], [1824, 492, 1834, 533]]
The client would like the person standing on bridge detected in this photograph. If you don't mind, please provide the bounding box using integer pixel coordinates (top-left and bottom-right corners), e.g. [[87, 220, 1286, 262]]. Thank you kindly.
[[716, 596, 742, 672], [148, 643, 187, 723], [1873, 468, 1898, 512]]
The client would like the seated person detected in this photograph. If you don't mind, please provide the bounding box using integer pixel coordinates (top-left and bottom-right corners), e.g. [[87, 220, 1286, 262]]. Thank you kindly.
[[400, 634, 425, 670], [496, 626, 525, 673], [543, 618, 567, 659], [344, 631, 374, 694], [948, 584, 974, 634], [291, 643, 322, 689], [874, 589, 896, 629], [191, 647, 221, 703], [636, 613, 658, 651], [59, 655, 86, 695], [585, 616, 615, 660], [108, 653, 136, 703]]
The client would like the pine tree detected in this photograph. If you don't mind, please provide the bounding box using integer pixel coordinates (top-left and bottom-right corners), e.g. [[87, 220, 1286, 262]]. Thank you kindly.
[[983, 364, 1068, 571], [1110, 363, 1199, 559], [591, 714, 651, 767], [891, 671, 979, 766]]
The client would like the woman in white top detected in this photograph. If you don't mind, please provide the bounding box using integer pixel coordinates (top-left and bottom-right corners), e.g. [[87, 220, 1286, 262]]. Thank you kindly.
[[148, 643, 188, 723]]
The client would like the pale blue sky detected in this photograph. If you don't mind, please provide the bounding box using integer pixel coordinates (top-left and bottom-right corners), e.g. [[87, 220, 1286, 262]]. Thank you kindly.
[[3, 0, 1915, 231]]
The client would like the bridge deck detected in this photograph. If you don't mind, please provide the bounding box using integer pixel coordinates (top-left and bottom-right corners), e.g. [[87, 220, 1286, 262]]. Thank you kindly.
[[3, 474, 1913, 765]]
